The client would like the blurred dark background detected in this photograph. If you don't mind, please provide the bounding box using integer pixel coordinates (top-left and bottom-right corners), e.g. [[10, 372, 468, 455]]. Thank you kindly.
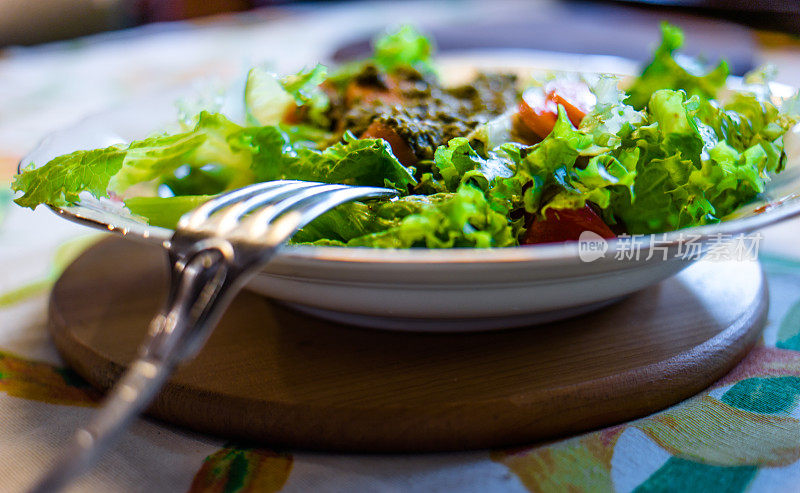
[[0, 0, 798, 76]]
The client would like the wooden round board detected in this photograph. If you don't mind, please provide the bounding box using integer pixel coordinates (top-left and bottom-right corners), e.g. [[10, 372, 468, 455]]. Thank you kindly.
[[49, 237, 767, 452]]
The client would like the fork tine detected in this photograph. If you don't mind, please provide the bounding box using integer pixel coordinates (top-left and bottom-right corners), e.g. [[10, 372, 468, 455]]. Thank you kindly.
[[178, 180, 304, 230], [210, 182, 343, 236], [239, 185, 397, 241]]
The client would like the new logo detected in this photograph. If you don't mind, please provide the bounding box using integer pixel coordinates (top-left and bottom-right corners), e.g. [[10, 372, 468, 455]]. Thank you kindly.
[[577, 231, 608, 262]]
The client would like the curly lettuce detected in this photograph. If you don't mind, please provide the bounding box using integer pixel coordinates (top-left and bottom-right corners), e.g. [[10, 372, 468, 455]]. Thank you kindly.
[[343, 184, 515, 248], [625, 22, 729, 110], [372, 25, 435, 75], [244, 128, 417, 192], [328, 25, 436, 87], [607, 89, 791, 233]]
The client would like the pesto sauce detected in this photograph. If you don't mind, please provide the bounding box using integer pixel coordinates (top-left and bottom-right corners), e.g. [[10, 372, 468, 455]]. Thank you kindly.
[[337, 65, 518, 161]]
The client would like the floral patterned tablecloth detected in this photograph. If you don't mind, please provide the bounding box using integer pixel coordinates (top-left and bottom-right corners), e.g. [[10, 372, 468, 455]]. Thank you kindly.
[[2, 2, 800, 491]]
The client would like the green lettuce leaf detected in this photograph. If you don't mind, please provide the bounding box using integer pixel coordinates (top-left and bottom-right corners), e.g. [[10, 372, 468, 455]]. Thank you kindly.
[[327, 25, 436, 87], [181, 112, 254, 185], [693, 93, 792, 173], [372, 25, 435, 74], [14, 111, 254, 209], [239, 125, 293, 181], [487, 107, 593, 216], [161, 164, 235, 196], [124, 195, 214, 229], [114, 111, 255, 194], [602, 88, 791, 233], [648, 89, 705, 163], [412, 171, 449, 195], [244, 66, 295, 126], [291, 200, 399, 244], [13, 145, 127, 209], [279, 122, 334, 149], [608, 90, 709, 232], [247, 129, 417, 192], [108, 132, 207, 192], [433, 137, 513, 192], [517, 106, 594, 179], [245, 65, 331, 128], [546, 149, 639, 216], [281, 64, 328, 105], [280, 64, 330, 127], [579, 75, 644, 153], [625, 22, 729, 110], [346, 184, 514, 248]]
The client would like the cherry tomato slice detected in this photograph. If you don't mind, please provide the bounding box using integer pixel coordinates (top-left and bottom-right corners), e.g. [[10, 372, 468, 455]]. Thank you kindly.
[[523, 205, 615, 245], [518, 89, 559, 140], [360, 120, 418, 167], [546, 79, 595, 128], [517, 81, 596, 139]]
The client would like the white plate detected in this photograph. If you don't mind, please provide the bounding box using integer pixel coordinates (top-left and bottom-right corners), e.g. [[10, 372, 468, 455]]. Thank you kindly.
[[20, 53, 800, 331]]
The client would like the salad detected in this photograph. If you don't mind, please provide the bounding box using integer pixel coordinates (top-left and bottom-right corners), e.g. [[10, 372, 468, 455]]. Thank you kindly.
[[13, 24, 800, 248]]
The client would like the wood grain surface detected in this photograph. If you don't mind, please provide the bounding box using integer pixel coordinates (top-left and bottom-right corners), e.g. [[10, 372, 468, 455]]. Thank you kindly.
[[48, 237, 768, 452]]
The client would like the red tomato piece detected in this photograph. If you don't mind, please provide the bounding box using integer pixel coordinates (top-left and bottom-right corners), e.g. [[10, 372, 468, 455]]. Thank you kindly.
[[518, 89, 559, 140], [523, 205, 616, 245], [517, 81, 596, 139], [546, 79, 595, 128], [360, 120, 418, 167]]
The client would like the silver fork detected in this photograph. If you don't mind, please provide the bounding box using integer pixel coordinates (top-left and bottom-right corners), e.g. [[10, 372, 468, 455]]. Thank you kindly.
[[29, 180, 397, 493]]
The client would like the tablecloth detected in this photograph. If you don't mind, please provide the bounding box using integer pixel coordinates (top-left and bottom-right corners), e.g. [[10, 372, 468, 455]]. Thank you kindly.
[[2, 2, 800, 491]]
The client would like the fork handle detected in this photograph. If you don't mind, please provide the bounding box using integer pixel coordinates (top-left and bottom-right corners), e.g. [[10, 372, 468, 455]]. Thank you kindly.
[[28, 356, 173, 493], [29, 244, 248, 493]]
